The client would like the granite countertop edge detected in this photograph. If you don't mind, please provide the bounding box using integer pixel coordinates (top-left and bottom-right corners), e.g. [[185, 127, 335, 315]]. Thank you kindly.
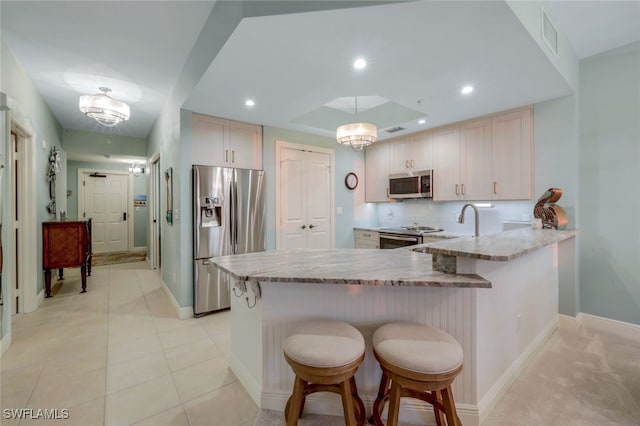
[[421, 228, 580, 261]]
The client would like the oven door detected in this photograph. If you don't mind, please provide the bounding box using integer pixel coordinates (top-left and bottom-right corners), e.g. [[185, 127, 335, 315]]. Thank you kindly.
[[379, 233, 422, 249]]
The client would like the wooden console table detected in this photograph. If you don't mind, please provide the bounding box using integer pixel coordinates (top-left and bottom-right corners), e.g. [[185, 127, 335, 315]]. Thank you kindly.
[[42, 219, 92, 297]]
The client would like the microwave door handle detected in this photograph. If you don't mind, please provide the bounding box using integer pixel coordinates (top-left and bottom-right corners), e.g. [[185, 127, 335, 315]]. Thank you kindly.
[[381, 234, 420, 243]]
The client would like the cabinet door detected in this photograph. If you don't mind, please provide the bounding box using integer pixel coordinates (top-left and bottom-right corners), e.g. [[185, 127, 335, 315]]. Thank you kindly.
[[355, 239, 379, 249], [365, 142, 391, 203], [460, 119, 492, 200], [410, 131, 433, 172], [433, 126, 460, 201], [491, 107, 532, 200], [389, 136, 411, 174], [228, 120, 263, 169], [192, 114, 226, 166]]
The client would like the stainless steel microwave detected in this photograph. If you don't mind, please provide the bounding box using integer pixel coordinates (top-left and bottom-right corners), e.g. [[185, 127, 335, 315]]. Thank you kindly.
[[389, 170, 433, 199]]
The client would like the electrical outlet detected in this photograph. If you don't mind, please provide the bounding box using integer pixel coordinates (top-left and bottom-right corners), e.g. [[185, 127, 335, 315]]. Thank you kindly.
[[336, 207, 343, 215]]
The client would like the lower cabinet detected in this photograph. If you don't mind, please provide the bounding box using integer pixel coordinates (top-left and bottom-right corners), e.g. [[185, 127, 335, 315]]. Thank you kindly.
[[354, 229, 379, 249]]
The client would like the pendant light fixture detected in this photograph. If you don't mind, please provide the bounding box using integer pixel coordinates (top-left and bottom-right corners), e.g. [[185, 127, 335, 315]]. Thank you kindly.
[[79, 87, 130, 127], [336, 96, 377, 151]]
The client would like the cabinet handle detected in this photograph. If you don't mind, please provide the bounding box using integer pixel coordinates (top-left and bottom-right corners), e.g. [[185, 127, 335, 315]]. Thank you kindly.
[[493, 181, 497, 194], [461, 184, 465, 195], [386, 188, 389, 198], [363, 233, 371, 237], [455, 184, 459, 196], [225, 149, 229, 163], [309, 224, 316, 229], [405, 160, 409, 169], [411, 160, 414, 168], [232, 150, 235, 163], [301, 225, 306, 229]]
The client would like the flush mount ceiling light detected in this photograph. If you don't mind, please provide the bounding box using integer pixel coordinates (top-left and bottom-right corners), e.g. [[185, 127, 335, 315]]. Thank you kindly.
[[245, 99, 255, 107], [353, 58, 367, 69], [418, 119, 426, 124], [336, 96, 377, 152], [461, 85, 474, 95], [79, 87, 130, 127], [128, 161, 144, 176]]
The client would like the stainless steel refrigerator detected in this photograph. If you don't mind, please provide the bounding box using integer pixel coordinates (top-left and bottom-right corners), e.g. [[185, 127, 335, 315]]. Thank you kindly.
[[193, 165, 265, 316]]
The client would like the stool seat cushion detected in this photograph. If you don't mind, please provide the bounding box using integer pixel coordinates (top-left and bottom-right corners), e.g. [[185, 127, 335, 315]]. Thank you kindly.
[[284, 319, 365, 368], [373, 322, 463, 375]]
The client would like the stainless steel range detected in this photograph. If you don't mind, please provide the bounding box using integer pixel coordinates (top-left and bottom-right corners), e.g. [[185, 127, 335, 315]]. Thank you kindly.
[[378, 225, 444, 249]]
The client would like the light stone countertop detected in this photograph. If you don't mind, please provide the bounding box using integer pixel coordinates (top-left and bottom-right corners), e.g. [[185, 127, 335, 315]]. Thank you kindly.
[[208, 248, 491, 288], [418, 227, 580, 261]]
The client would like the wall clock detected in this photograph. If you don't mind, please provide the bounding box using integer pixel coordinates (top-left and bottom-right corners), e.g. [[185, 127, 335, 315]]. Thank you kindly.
[[345, 172, 358, 190]]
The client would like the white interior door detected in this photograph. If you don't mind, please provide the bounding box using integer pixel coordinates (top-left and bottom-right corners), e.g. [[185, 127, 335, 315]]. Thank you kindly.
[[277, 143, 333, 250], [149, 155, 161, 269], [279, 148, 307, 249], [83, 173, 128, 253], [305, 151, 331, 249]]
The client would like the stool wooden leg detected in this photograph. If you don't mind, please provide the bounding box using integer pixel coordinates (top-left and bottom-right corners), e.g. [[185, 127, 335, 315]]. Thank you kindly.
[[340, 378, 358, 426], [286, 376, 306, 426], [349, 377, 366, 426], [386, 381, 402, 426], [432, 390, 445, 426], [441, 386, 460, 426], [371, 371, 390, 426]]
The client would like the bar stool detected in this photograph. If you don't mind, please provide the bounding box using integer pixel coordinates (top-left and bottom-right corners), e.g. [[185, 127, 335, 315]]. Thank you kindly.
[[371, 322, 463, 426], [283, 319, 366, 426]]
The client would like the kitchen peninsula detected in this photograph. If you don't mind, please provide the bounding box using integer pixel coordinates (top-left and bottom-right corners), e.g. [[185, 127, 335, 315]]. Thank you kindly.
[[209, 228, 578, 426]]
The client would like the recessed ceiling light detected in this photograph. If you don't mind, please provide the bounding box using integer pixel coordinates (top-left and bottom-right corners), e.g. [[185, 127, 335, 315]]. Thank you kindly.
[[353, 58, 367, 69], [418, 119, 426, 124], [461, 85, 474, 95], [245, 99, 255, 107]]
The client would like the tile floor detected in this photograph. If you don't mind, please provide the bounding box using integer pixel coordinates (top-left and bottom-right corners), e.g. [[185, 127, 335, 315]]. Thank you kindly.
[[1, 262, 258, 426]]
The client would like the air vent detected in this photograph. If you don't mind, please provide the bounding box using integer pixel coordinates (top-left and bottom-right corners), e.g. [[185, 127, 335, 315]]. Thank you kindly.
[[385, 126, 405, 133], [541, 8, 558, 56]]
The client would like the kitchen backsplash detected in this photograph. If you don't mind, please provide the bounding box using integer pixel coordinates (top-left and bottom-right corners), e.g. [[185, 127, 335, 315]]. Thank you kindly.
[[374, 199, 536, 235]]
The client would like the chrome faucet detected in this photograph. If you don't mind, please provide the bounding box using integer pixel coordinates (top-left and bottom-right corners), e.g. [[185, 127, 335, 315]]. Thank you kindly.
[[458, 203, 480, 237]]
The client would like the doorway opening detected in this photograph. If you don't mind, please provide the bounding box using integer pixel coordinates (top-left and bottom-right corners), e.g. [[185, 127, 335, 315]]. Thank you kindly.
[[149, 153, 161, 270]]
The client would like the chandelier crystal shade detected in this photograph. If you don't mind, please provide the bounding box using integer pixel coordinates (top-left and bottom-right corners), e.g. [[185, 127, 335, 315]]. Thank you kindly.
[[336, 96, 377, 151], [79, 87, 130, 127]]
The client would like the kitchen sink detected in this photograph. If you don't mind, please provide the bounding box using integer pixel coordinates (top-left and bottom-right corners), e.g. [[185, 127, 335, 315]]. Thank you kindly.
[[402, 225, 443, 233]]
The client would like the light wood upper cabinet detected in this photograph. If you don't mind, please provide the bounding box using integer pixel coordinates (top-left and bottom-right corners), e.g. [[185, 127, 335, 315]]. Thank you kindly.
[[433, 125, 461, 201], [365, 142, 391, 203], [228, 120, 263, 169], [389, 131, 433, 173], [363, 106, 533, 203], [192, 113, 263, 169], [490, 107, 532, 200], [459, 119, 492, 200], [410, 131, 434, 172]]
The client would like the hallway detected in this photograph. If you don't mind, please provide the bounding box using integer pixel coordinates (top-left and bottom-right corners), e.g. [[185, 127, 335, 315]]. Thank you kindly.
[[1, 262, 257, 425]]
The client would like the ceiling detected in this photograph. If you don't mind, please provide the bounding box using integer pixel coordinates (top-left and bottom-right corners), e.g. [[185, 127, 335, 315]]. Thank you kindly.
[[2, 1, 639, 144]]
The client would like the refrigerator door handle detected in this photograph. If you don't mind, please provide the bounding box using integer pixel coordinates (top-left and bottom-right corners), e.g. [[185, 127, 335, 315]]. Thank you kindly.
[[193, 168, 201, 254]]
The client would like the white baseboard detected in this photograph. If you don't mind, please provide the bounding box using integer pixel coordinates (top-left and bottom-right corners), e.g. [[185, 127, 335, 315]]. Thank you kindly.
[[477, 315, 559, 424], [1, 332, 12, 357], [578, 312, 640, 341], [161, 279, 194, 319], [132, 246, 147, 252], [558, 313, 582, 332], [231, 357, 262, 407]]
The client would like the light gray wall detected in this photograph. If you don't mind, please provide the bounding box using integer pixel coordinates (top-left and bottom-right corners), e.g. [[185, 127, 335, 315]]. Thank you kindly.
[[62, 129, 146, 158], [1, 39, 65, 331], [579, 42, 640, 325], [66, 160, 148, 248], [262, 126, 376, 250]]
